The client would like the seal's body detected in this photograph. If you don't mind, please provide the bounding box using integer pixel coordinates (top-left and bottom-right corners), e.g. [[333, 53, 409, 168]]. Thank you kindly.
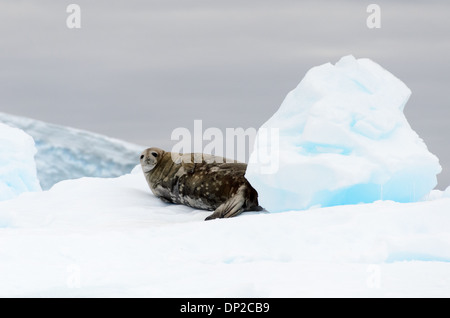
[[140, 147, 261, 220]]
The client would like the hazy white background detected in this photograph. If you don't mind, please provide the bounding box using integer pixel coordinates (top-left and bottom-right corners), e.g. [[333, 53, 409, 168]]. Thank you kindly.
[[0, 0, 449, 188]]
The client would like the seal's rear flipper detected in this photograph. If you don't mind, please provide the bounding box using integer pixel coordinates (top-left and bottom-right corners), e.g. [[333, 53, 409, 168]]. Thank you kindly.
[[204, 186, 246, 221]]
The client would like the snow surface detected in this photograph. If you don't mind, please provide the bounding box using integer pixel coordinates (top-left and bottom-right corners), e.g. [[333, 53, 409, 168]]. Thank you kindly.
[[246, 55, 441, 213], [0, 112, 144, 190], [0, 123, 41, 201], [1, 167, 449, 297], [1, 56, 448, 297]]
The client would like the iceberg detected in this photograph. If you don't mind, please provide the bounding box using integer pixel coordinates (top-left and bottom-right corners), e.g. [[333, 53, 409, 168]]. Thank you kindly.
[[0, 113, 145, 190], [246, 55, 442, 212], [0, 123, 41, 201]]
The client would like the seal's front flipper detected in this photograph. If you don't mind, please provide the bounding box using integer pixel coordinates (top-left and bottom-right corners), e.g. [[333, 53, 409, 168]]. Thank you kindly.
[[158, 196, 173, 204], [204, 186, 246, 221]]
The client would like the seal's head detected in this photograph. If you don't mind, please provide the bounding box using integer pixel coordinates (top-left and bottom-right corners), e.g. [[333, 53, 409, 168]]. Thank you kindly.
[[140, 147, 165, 173]]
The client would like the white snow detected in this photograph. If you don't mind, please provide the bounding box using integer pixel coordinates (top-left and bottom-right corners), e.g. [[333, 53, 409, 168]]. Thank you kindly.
[[0, 57, 448, 297], [246, 55, 441, 213], [0, 168, 449, 297], [0, 112, 144, 190], [0, 123, 41, 201]]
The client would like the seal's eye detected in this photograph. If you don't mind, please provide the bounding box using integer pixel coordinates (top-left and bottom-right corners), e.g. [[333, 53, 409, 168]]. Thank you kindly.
[[151, 151, 158, 158], [140, 155, 144, 160]]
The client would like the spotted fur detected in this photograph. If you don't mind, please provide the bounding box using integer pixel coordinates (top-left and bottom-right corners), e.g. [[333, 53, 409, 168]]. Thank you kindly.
[[140, 147, 261, 220]]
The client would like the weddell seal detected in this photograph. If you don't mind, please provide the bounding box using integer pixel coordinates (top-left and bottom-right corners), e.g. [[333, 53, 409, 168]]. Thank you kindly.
[[140, 147, 262, 220]]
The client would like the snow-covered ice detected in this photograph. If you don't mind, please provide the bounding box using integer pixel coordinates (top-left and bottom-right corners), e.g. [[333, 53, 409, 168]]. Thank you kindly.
[[246, 55, 441, 213], [0, 168, 450, 297], [0, 123, 41, 202], [0, 56, 449, 297], [0, 112, 144, 190]]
